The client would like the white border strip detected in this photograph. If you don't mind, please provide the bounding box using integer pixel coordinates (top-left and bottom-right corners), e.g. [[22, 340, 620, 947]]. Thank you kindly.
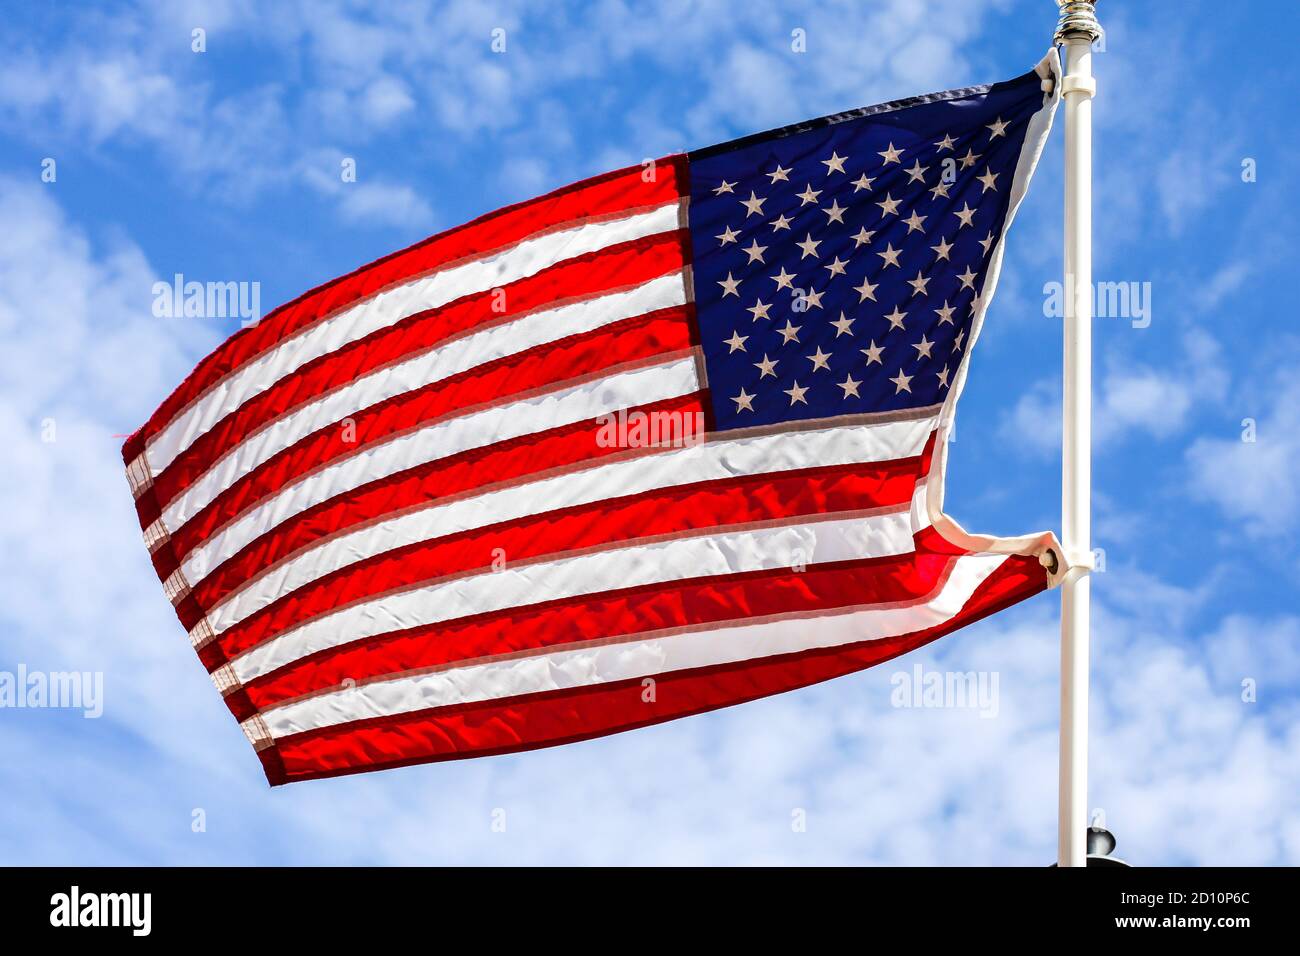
[[926, 49, 1063, 563]]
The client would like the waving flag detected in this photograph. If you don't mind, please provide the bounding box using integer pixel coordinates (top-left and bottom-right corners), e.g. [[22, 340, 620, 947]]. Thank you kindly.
[[124, 54, 1063, 785]]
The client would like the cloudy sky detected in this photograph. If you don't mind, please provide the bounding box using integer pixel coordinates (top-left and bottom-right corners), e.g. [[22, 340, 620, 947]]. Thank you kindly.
[[1, 0, 1296, 865]]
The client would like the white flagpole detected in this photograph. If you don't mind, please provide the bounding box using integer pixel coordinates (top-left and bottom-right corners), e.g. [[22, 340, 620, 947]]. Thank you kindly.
[[1054, 0, 1102, 868]]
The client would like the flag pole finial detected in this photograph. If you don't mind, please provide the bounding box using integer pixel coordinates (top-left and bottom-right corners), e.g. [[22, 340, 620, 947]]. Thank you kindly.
[[1054, 1, 1102, 45]]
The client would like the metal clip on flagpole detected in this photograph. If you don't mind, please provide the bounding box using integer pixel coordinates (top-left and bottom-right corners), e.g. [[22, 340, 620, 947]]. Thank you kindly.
[[1054, 0, 1102, 868]]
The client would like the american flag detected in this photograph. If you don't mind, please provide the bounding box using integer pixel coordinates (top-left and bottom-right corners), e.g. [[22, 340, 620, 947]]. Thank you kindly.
[[124, 57, 1062, 785]]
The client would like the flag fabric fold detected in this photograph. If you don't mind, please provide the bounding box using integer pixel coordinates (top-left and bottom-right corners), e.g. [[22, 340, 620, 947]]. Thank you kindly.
[[123, 52, 1063, 785]]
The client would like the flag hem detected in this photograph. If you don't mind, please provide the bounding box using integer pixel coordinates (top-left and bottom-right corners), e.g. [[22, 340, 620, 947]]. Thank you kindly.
[[924, 49, 1065, 570]]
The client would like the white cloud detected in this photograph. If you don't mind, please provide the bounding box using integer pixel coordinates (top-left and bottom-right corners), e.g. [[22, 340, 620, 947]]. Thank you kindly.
[[1002, 327, 1229, 456], [0, 0, 1022, 226], [1186, 376, 1300, 536], [360, 76, 415, 128], [299, 153, 434, 230], [335, 181, 433, 230], [999, 377, 1060, 456]]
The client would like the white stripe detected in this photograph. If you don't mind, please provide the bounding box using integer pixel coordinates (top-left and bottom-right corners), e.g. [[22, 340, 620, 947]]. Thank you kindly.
[[145, 202, 682, 474], [160, 273, 686, 527], [178, 355, 700, 575], [203, 415, 938, 630], [231, 508, 923, 685], [260, 551, 1008, 737]]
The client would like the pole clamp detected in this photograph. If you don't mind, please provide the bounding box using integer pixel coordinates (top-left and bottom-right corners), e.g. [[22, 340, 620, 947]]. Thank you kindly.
[[1060, 75, 1096, 99], [1040, 546, 1095, 588]]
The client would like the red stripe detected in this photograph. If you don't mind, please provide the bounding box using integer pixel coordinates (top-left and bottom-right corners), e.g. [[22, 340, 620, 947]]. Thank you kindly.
[[161, 308, 695, 568], [123, 156, 689, 464], [172, 394, 707, 627], [212, 458, 924, 666], [147, 232, 690, 511], [258, 552, 1047, 784], [233, 533, 950, 718]]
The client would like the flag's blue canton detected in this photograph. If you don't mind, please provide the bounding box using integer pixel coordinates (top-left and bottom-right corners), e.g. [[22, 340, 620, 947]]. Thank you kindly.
[[688, 72, 1043, 432]]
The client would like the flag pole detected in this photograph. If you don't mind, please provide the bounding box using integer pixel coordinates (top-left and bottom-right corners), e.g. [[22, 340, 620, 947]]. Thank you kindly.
[[1054, 0, 1102, 868]]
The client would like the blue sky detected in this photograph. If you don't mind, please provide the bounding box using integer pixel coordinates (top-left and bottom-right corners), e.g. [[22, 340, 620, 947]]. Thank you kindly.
[[1, 0, 1297, 865]]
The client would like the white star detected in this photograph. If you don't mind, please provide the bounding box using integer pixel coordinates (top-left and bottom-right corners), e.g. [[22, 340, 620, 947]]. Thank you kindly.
[[953, 202, 977, 228], [831, 311, 855, 336], [803, 287, 825, 310], [987, 116, 1010, 139], [784, 380, 809, 405], [732, 387, 755, 412], [796, 233, 822, 258], [807, 346, 832, 371], [796, 183, 822, 206], [956, 265, 978, 290], [931, 236, 953, 261], [936, 364, 952, 388], [934, 133, 957, 151], [771, 266, 796, 291], [838, 373, 862, 399], [906, 270, 930, 296], [770, 213, 793, 232], [740, 191, 767, 216], [861, 340, 885, 365], [718, 272, 741, 297], [822, 199, 847, 224], [876, 192, 902, 217], [777, 319, 801, 343], [884, 305, 908, 331], [934, 300, 956, 325], [913, 335, 935, 359], [903, 210, 927, 233], [876, 243, 902, 269], [952, 328, 966, 352], [904, 159, 928, 183], [958, 148, 980, 169], [766, 164, 792, 183], [878, 142, 903, 164], [852, 173, 875, 192], [742, 238, 767, 264], [716, 224, 739, 246], [977, 168, 999, 193], [724, 329, 748, 353], [714, 180, 736, 195], [824, 256, 848, 278], [746, 298, 772, 321], [979, 231, 995, 254], [821, 151, 848, 175], [852, 226, 876, 247], [854, 276, 879, 302], [890, 369, 913, 394], [754, 354, 778, 378], [928, 180, 953, 201]]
